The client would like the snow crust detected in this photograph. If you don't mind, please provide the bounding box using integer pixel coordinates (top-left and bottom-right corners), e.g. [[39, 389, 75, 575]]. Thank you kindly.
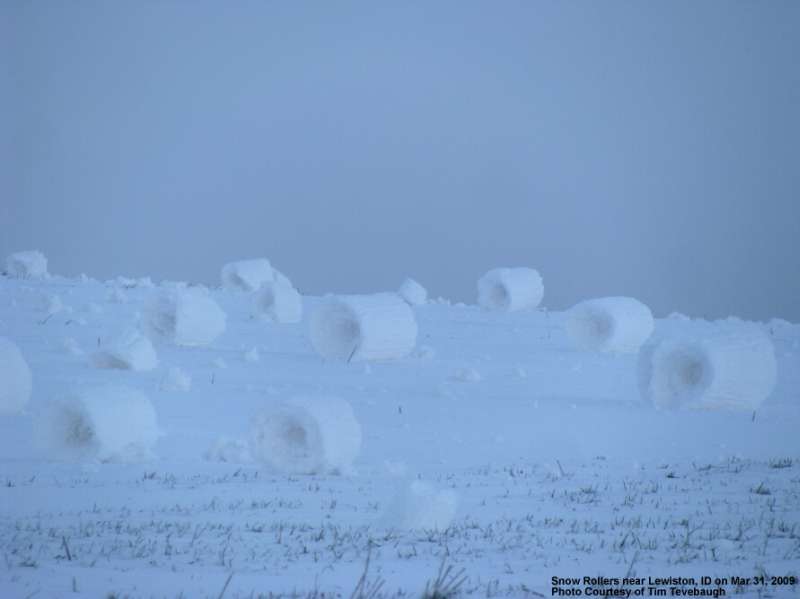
[[477, 267, 543, 312], [249, 396, 362, 474], [310, 293, 417, 361], [566, 296, 654, 353]]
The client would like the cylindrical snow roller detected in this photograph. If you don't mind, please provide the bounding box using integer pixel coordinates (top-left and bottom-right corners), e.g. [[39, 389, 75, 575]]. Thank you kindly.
[[566, 296, 654, 353], [144, 288, 226, 346], [638, 324, 777, 411], [254, 278, 303, 323], [221, 258, 275, 292], [398, 278, 428, 306], [35, 386, 159, 462], [310, 293, 417, 361], [478, 267, 543, 312], [0, 337, 32, 415], [249, 396, 362, 474]]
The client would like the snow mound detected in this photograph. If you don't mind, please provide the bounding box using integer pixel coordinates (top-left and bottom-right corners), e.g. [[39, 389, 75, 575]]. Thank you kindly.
[[221, 258, 275, 292], [449, 367, 482, 383], [0, 338, 32, 415], [398, 278, 428, 306], [254, 278, 302, 323], [5, 250, 48, 279], [160, 367, 192, 392], [91, 330, 158, 371], [144, 288, 226, 346], [249, 396, 362, 474], [204, 437, 252, 463], [35, 386, 159, 462], [382, 480, 458, 530], [566, 296, 654, 353], [638, 324, 777, 411], [310, 293, 417, 362], [478, 267, 543, 312]]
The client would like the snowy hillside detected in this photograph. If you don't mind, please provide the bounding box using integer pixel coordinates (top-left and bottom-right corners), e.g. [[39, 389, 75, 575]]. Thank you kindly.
[[1, 268, 798, 598]]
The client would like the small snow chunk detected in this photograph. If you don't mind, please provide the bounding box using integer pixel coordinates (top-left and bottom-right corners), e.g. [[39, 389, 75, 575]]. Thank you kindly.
[[414, 345, 436, 360], [212, 357, 228, 369], [160, 367, 192, 392], [449, 367, 482, 383], [244, 347, 260, 363], [62, 338, 83, 356], [107, 287, 128, 304], [5, 251, 48, 279], [91, 330, 158, 371], [398, 278, 428, 306], [514, 366, 528, 378], [0, 338, 33, 414], [204, 437, 252, 463]]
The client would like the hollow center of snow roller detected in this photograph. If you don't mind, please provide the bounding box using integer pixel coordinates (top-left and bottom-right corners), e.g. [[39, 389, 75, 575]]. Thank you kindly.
[[284, 422, 308, 453], [489, 284, 510, 310], [61, 406, 95, 448], [663, 346, 711, 404], [324, 308, 362, 359]]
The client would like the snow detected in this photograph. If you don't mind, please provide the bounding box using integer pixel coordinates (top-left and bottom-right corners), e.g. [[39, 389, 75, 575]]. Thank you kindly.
[[0, 337, 32, 414], [5, 250, 48, 279], [566, 296, 654, 353], [144, 287, 226, 346], [159, 366, 192, 392], [398, 277, 428, 306], [638, 323, 778, 411], [0, 272, 798, 597], [382, 480, 459, 530], [221, 258, 275, 292], [91, 329, 158, 371], [477, 267, 543, 312], [254, 277, 303, 323], [249, 396, 362, 475], [310, 292, 418, 361], [34, 386, 159, 462]]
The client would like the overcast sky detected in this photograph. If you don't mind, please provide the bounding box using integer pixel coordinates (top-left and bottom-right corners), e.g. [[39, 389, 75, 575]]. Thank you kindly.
[[2, 1, 798, 320]]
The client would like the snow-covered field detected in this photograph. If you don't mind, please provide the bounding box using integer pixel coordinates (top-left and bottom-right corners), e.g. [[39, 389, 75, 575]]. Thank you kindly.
[[1, 267, 798, 598]]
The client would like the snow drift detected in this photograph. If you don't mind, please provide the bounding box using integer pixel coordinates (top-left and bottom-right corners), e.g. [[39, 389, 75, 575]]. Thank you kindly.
[[398, 278, 428, 306], [35, 386, 159, 462], [566, 296, 654, 353], [144, 288, 226, 346], [638, 324, 778, 411], [91, 330, 158, 371], [5, 250, 48, 279], [221, 258, 276, 292], [0, 338, 32, 414], [478, 267, 543, 312], [249, 396, 362, 474], [310, 293, 417, 361], [254, 278, 302, 323], [382, 480, 458, 530]]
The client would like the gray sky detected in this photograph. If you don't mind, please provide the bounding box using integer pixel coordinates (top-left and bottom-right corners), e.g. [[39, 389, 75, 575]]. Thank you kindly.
[[2, 1, 799, 320]]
